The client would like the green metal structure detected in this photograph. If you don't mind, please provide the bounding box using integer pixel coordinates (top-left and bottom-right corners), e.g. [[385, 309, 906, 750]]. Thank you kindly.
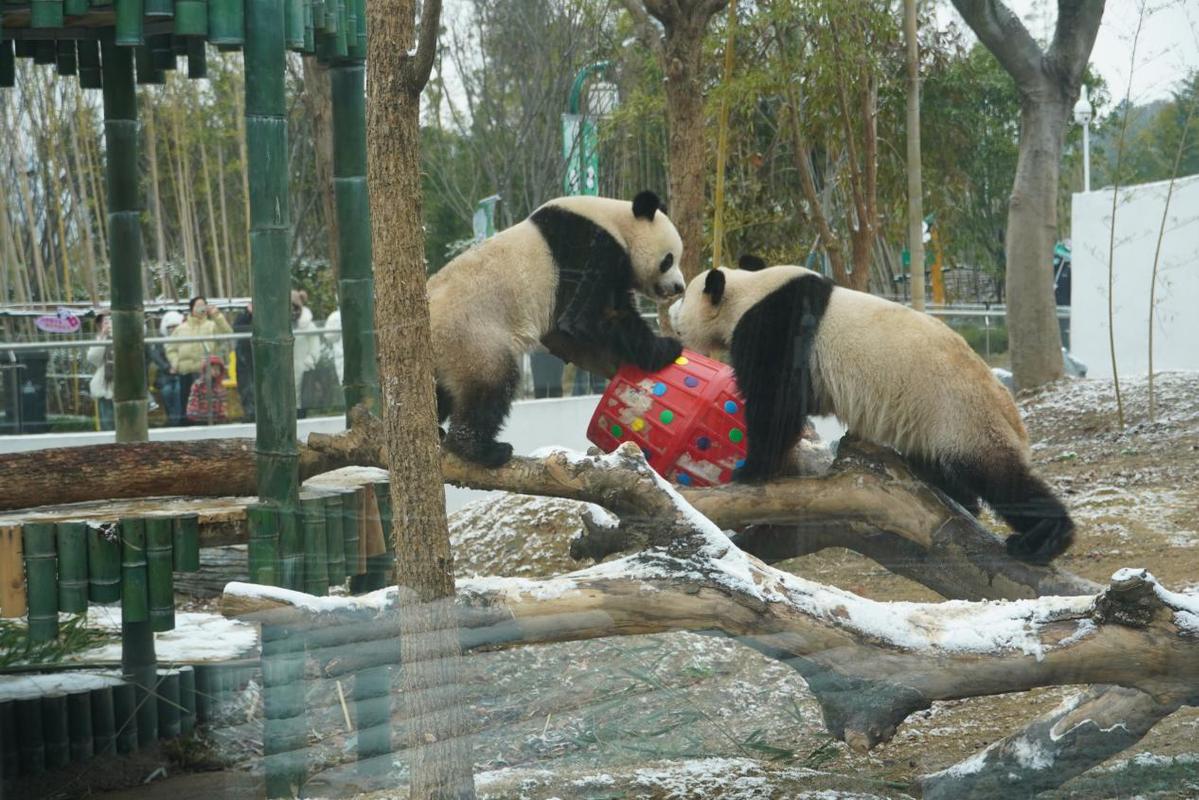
[[2, 3, 382, 794]]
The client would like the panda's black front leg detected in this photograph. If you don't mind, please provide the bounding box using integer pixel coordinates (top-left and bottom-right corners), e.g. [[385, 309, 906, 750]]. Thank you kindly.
[[601, 307, 682, 372], [441, 360, 519, 468]]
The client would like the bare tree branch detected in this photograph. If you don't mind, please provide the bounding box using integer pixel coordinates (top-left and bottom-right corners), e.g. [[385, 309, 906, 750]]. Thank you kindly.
[[403, 0, 444, 94], [949, 0, 1046, 88], [1049, 0, 1106, 83]]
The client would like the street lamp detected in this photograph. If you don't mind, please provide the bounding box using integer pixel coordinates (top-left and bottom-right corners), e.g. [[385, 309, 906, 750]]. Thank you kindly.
[[1073, 84, 1094, 192]]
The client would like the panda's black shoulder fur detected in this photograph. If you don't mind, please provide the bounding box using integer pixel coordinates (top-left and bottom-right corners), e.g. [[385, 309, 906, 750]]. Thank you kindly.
[[729, 273, 834, 481], [530, 204, 634, 322]]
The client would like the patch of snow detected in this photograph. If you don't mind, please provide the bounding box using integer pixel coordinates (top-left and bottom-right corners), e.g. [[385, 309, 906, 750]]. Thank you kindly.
[[1108, 569, 1199, 634], [72, 606, 258, 663], [930, 746, 990, 778], [460, 575, 579, 602], [0, 670, 123, 701], [1009, 735, 1054, 770]]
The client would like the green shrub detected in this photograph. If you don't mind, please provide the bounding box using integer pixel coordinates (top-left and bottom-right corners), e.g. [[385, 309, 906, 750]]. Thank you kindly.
[[947, 320, 1008, 357]]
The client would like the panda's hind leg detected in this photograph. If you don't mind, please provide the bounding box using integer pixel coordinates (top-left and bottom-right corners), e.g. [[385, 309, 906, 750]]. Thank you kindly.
[[907, 454, 982, 516], [442, 355, 520, 468]]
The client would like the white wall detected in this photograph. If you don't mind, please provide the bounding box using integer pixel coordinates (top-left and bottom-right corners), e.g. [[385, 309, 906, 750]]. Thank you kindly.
[[1071, 174, 1199, 379]]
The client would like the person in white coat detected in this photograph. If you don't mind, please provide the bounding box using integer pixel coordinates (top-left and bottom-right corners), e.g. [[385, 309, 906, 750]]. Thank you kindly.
[[87, 313, 114, 430], [292, 290, 320, 417], [324, 307, 343, 385]]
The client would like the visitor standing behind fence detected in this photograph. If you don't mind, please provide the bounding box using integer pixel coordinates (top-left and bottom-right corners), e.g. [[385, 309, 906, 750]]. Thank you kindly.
[[166, 297, 232, 425], [234, 302, 255, 422], [292, 290, 320, 418], [86, 313, 114, 431], [149, 310, 185, 426]]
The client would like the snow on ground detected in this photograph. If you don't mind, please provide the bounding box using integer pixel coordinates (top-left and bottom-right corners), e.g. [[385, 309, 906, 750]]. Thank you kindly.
[[64, 605, 258, 663], [0, 670, 123, 701]]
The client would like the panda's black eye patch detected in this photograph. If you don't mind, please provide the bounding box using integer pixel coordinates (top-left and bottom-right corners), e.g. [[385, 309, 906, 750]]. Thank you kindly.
[[659, 253, 674, 274]]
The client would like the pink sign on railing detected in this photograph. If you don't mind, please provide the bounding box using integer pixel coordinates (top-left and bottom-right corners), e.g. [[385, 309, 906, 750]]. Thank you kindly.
[[34, 308, 82, 335]]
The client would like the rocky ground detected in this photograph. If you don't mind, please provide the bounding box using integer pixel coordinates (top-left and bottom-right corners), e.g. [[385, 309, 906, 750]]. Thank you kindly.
[[48, 372, 1199, 799]]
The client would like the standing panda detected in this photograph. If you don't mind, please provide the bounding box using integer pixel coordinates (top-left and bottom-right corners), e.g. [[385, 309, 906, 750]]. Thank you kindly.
[[429, 191, 686, 468], [668, 259, 1074, 565]]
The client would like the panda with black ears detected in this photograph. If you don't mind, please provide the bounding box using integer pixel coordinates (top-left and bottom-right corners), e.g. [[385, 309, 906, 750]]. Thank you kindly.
[[668, 256, 1075, 565], [429, 191, 686, 468]]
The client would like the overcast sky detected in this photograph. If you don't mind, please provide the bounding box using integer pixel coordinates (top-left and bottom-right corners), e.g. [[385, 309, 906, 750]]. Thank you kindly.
[[941, 0, 1198, 104]]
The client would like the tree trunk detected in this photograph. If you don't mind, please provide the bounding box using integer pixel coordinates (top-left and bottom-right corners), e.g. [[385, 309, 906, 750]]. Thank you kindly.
[[1007, 93, 1067, 389], [145, 103, 171, 299], [303, 56, 340, 279], [662, 17, 711, 282], [366, 0, 475, 797], [904, 0, 925, 309]]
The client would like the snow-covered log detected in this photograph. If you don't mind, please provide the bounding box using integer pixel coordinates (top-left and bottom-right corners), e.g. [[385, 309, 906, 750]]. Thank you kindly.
[[221, 448, 1199, 758]]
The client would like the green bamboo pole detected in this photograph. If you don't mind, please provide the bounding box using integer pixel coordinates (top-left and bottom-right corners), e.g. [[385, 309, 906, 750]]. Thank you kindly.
[[112, 682, 137, 753], [120, 518, 148, 624], [131, 661, 158, 748], [157, 670, 181, 738], [350, 0, 366, 60], [247, 0, 300, 557], [0, 699, 16, 778], [186, 36, 208, 79], [313, 0, 326, 29], [67, 691, 94, 762], [333, 0, 347, 60], [149, 33, 176, 71], [369, 481, 394, 587], [64, 0, 90, 12], [42, 693, 69, 770], [23, 523, 58, 642], [145, 0, 172, 16], [135, 43, 165, 85], [31, 0, 64, 28], [56, 522, 89, 613], [77, 39, 102, 90], [193, 665, 212, 723], [16, 697, 44, 775], [278, 507, 302, 591], [354, 665, 391, 763], [56, 39, 77, 76], [172, 514, 200, 572], [102, 34, 149, 441], [115, 0, 144, 46], [88, 523, 121, 603], [330, 61, 380, 417], [178, 666, 196, 736], [342, 487, 361, 576], [208, 0, 245, 46], [324, 493, 346, 586], [14, 40, 37, 61], [285, 0, 304, 50], [34, 41, 57, 65], [145, 517, 175, 632], [303, 0, 314, 52], [90, 686, 117, 755], [176, 0, 208, 35], [300, 493, 328, 595], [262, 624, 307, 797], [247, 503, 279, 586], [0, 41, 13, 90]]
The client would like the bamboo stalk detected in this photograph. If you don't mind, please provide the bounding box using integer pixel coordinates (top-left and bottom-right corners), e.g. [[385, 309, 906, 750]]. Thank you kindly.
[[42, 693, 69, 770], [0, 41, 13, 89], [300, 492, 329, 596], [193, 664, 212, 723], [87, 521, 122, 603], [176, 0, 208, 36], [120, 517, 149, 624], [145, 516, 175, 632], [128, 625, 158, 747], [330, 62, 380, 416], [115, 0, 145, 46], [56, 39, 77, 76], [16, 697, 45, 775], [0, 700, 16, 778], [67, 690, 94, 762], [31, 0, 65, 28], [216, 139, 235, 288], [354, 665, 390, 762], [208, 0, 245, 46], [324, 493, 346, 586], [145, 102, 170, 297], [172, 513, 200, 572], [285, 0, 305, 51], [278, 508, 302, 591], [65, 0, 90, 12], [56, 521, 89, 613], [247, 503, 279, 586], [23, 523, 58, 642], [112, 681, 138, 753], [90, 685, 117, 755], [262, 624, 307, 797], [342, 487, 361, 576], [157, 670, 181, 738], [178, 665, 196, 736], [67, 87, 101, 304], [0, 525, 26, 618], [187, 36, 208, 80], [199, 136, 226, 298], [149, 33, 176, 71], [102, 34, 150, 441], [247, 0, 301, 565], [146, 0, 172, 16]]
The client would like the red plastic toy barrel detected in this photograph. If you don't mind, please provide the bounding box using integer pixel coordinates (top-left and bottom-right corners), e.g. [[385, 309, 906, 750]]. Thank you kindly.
[[586, 349, 748, 487]]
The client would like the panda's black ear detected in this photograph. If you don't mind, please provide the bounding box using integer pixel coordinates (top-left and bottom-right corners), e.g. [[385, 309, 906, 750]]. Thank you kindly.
[[703, 269, 726, 305], [632, 190, 663, 221], [738, 254, 768, 272]]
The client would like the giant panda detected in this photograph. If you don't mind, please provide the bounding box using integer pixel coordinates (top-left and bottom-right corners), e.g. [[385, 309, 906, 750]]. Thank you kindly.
[[668, 258, 1074, 564], [429, 191, 686, 468]]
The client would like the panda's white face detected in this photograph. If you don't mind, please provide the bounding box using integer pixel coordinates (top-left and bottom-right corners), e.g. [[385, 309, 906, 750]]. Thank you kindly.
[[628, 213, 685, 301], [670, 265, 813, 354]]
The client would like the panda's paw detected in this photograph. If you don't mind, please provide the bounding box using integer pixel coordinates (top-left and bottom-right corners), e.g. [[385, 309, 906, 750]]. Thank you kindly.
[[732, 465, 769, 485], [647, 337, 684, 371], [476, 441, 515, 469], [1005, 520, 1076, 565]]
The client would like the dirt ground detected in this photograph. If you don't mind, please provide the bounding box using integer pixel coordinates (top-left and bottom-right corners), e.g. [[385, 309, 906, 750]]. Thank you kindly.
[[27, 372, 1199, 800]]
